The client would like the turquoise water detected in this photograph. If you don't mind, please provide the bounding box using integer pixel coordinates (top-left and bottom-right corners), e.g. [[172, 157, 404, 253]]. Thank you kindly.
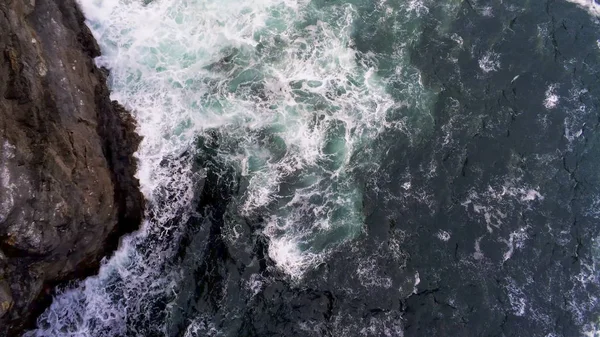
[[78, 0, 435, 277]]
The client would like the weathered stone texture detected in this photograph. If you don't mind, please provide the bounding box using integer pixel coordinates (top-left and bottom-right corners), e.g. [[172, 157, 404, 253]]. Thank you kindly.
[[0, 0, 144, 334]]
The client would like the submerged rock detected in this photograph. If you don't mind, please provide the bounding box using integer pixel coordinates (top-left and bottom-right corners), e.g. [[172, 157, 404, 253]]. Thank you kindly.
[[0, 0, 144, 335]]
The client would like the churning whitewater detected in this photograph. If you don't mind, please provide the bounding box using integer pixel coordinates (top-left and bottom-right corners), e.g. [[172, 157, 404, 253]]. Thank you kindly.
[[28, 0, 430, 335], [82, 0, 398, 277], [26, 0, 600, 336]]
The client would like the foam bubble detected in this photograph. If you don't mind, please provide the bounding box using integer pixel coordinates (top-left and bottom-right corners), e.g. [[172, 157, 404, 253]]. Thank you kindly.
[[478, 51, 501, 73], [183, 316, 221, 337], [544, 84, 560, 109], [501, 227, 529, 262], [436, 230, 451, 241]]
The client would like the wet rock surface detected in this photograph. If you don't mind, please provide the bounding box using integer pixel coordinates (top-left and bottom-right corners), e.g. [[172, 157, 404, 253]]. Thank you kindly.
[[0, 0, 143, 335]]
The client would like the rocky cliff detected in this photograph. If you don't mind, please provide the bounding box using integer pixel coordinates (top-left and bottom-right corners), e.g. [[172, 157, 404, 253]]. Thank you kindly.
[[0, 0, 144, 335]]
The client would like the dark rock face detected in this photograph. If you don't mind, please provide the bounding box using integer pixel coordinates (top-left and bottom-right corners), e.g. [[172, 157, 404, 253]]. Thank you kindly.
[[0, 0, 144, 335]]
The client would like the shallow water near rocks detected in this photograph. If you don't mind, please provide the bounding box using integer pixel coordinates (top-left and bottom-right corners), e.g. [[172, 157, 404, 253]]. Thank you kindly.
[[26, 0, 600, 336]]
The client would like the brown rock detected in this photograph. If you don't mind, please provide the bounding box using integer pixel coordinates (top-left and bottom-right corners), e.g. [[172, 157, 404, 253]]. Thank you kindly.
[[0, 0, 144, 335], [0, 280, 12, 319]]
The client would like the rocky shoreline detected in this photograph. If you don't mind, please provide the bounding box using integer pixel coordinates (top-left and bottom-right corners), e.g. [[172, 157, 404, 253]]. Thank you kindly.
[[0, 0, 144, 335]]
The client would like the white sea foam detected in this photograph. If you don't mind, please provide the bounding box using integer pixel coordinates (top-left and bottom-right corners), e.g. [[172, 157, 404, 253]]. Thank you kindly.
[[501, 227, 529, 262], [84, 0, 395, 279], [332, 312, 404, 337], [27, 0, 432, 334], [356, 257, 393, 289], [565, 0, 600, 17], [563, 86, 590, 146], [572, 235, 600, 336], [183, 315, 221, 337], [478, 51, 501, 73], [436, 230, 451, 241], [413, 271, 420, 294], [480, 6, 493, 17], [461, 182, 543, 233], [407, 0, 429, 16], [506, 278, 527, 317], [543, 84, 560, 109], [473, 236, 485, 260]]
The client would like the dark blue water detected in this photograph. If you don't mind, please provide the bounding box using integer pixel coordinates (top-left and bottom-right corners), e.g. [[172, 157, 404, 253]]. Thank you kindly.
[[28, 0, 600, 336]]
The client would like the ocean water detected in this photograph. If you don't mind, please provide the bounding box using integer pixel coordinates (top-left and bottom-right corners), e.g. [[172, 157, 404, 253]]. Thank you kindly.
[[25, 0, 600, 336]]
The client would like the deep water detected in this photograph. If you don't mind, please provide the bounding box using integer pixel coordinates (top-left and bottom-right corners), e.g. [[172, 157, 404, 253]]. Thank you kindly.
[[26, 0, 600, 336]]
